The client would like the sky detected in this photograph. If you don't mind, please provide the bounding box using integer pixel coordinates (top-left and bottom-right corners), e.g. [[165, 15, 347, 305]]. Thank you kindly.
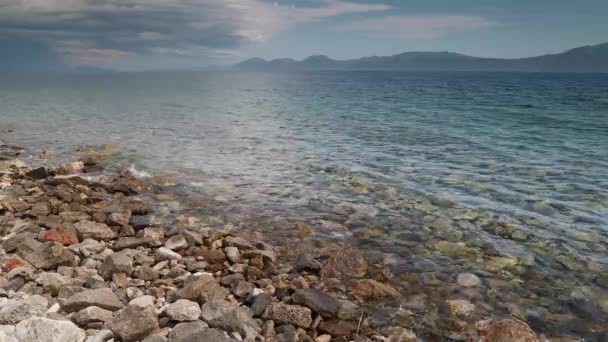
[[1, 0, 607, 71]]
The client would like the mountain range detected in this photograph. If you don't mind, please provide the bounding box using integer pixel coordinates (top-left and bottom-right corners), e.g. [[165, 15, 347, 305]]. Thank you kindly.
[[235, 42, 608, 72]]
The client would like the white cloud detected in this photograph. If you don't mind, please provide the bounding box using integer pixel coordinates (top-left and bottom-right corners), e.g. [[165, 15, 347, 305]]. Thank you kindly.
[[334, 15, 495, 39]]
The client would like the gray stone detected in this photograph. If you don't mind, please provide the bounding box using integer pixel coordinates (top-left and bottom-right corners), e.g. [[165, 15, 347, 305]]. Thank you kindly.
[[35, 272, 70, 296], [292, 289, 339, 318], [99, 251, 133, 279], [113, 237, 148, 250], [263, 303, 312, 328], [173, 274, 229, 303], [16, 239, 76, 270], [107, 212, 131, 226], [143, 336, 167, 342], [165, 235, 187, 250], [250, 293, 273, 317], [15, 317, 85, 342], [233, 281, 255, 299], [75, 221, 115, 241], [31, 202, 52, 217], [110, 305, 159, 342], [64, 288, 123, 312], [0, 296, 48, 325], [170, 327, 237, 342], [155, 247, 182, 261], [167, 321, 209, 342], [166, 299, 201, 322], [84, 329, 113, 342], [129, 295, 156, 308], [292, 253, 321, 273], [200, 300, 260, 340], [73, 306, 113, 326]]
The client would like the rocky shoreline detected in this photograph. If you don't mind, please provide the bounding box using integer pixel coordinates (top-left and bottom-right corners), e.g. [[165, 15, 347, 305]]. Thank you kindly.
[[0, 144, 541, 342]]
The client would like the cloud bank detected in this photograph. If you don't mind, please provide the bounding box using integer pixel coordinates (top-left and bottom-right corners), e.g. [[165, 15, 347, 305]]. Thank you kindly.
[[0, 0, 390, 69], [334, 15, 495, 39]]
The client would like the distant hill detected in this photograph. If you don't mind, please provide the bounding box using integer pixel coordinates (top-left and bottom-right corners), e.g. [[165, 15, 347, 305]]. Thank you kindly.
[[235, 42, 608, 72]]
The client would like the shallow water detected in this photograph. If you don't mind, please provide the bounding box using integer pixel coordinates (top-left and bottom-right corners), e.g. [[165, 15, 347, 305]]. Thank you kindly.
[[2, 71, 608, 338]]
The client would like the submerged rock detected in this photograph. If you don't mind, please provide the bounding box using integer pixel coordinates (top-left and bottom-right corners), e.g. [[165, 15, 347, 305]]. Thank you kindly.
[[476, 318, 538, 342], [320, 247, 368, 279], [352, 279, 401, 300], [457, 273, 481, 287], [292, 289, 340, 318]]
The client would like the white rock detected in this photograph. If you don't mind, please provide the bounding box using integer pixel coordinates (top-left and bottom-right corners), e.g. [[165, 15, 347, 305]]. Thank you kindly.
[[15, 317, 85, 342], [165, 300, 201, 322], [225, 247, 240, 264], [155, 248, 182, 261], [129, 295, 156, 308]]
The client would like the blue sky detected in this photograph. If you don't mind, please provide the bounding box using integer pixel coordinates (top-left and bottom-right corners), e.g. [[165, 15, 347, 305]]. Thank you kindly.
[[1, 0, 607, 70]]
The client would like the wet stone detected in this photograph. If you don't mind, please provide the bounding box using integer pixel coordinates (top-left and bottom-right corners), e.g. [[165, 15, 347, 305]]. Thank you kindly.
[[292, 288, 340, 318], [457, 273, 481, 287]]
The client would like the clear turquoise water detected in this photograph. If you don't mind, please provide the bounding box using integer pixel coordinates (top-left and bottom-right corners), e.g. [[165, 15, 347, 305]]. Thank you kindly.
[[1, 71, 608, 338]]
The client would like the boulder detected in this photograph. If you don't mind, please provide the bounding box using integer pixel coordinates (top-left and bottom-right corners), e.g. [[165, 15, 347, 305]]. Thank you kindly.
[[292, 289, 340, 318], [110, 305, 159, 342], [320, 247, 367, 279], [262, 303, 312, 328], [63, 288, 123, 312], [75, 221, 115, 241], [15, 317, 85, 342], [200, 300, 260, 340], [16, 239, 76, 270]]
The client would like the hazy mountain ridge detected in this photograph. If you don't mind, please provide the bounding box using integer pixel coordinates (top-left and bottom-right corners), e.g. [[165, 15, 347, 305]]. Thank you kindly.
[[235, 42, 608, 72]]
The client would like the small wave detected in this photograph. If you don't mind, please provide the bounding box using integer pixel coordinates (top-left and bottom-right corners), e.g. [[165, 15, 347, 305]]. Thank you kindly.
[[128, 164, 152, 178]]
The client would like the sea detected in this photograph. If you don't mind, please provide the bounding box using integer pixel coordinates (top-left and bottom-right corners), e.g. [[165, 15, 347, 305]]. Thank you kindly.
[[1, 70, 608, 339]]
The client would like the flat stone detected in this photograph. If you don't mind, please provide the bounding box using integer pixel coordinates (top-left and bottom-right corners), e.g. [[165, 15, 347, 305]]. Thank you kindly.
[[110, 305, 159, 342], [200, 300, 260, 340], [114, 237, 148, 250], [16, 238, 76, 270], [63, 288, 123, 312], [15, 317, 85, 342], [75, 221, 115, 241], [292, 289, 340, 318], [73, 306, 113, 326], [25, 167, 48, 180], [166, 300, 201, 322], [263, 303, 312, 328]]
